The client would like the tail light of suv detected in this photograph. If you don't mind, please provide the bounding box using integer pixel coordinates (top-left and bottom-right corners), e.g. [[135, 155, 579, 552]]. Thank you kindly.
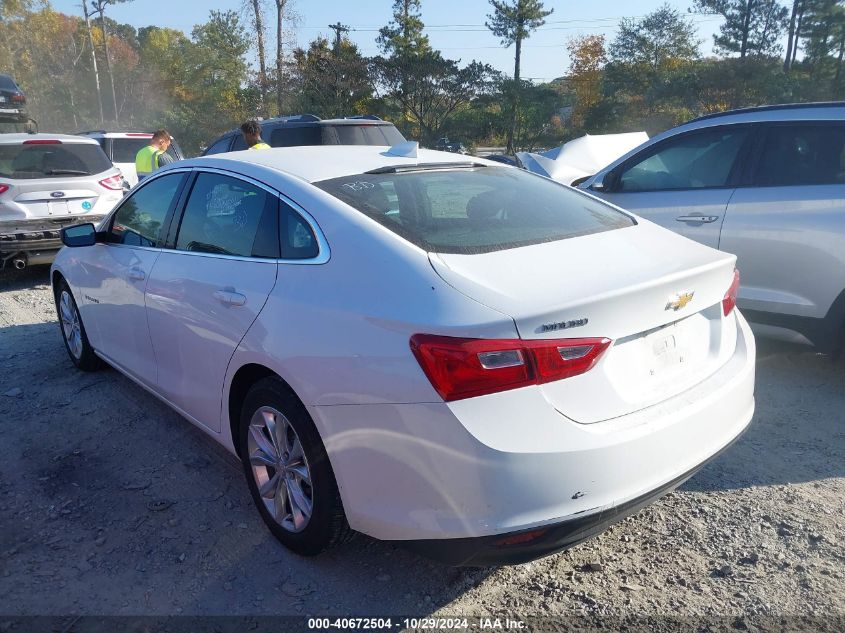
[[410, 334, 611, 401], [98, 175, 124, 191]]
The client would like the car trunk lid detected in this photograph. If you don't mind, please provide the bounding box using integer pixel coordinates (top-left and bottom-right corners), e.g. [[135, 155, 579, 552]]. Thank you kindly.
[[429, 221, 739, 423]]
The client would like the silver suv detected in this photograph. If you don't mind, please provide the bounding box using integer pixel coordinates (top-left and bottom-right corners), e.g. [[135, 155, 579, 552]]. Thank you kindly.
[[581, 102, 845, 351], [0, 133, 125, 270]]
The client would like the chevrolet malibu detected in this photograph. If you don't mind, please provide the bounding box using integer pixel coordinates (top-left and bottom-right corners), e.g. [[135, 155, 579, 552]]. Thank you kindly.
[[50, 144, 755, 565]]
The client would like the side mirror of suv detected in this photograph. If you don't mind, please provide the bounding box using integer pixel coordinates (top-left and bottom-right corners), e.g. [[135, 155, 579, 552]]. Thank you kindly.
[[61, 223, 97, 248]]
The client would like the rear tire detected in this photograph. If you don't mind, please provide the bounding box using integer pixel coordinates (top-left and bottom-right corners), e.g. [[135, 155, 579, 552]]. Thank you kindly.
[[238, 377, 351, 556], [55, 280, 101, 371]]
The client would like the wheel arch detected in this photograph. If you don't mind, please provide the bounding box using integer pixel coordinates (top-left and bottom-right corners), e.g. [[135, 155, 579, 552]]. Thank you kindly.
[[226, 363, 309, 457]]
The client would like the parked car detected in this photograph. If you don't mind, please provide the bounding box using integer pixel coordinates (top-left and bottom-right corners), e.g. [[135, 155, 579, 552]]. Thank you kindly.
[[435, 136, 469, 154], [202, 114, 405, 155], [80, 130, 185, 186], [580, 102, 845, 351], [483, 153, 519, 166], [0, 134, 125, 270], [0, 74, 27, 123], [51, 144, 754, 565]]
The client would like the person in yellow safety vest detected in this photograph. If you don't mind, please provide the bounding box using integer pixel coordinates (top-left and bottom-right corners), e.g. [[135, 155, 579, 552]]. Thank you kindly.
[[135, 129, 174, 182], [241, 120, 270, 149]]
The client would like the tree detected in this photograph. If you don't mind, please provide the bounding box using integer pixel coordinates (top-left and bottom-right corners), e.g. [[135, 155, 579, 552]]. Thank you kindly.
[[245, 0, 269, 116], [292, 36, 373, 117], [566, 34, 606, 128], [611, 5, 699, 70], [377, 0, 430, 56], [799, 0, 845, 82], [373, 52, 498, 143], [485, 0, 552, 152], [784, 0, 805, 69], [273, 0, 293, 114], [89, 0, 133, 123], [694, 0, 789, 59]]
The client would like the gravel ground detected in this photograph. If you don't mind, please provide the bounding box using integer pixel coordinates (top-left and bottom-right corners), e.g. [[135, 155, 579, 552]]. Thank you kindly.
[[0, 266, 843, 630]]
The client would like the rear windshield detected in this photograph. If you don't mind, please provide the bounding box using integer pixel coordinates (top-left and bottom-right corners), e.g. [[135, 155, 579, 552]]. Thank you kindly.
[[315, 166, 634, 254], [0, 142, 112, 179], [112, 137, 180, 163], [332, 124, 405, 146], [0, 75, 18, 91], [269, 124, 404, 148]]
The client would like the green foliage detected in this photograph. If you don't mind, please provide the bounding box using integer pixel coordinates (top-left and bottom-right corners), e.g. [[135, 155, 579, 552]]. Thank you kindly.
[[377, 0, 430, 57], [694, 0, 789, 58], [485, 0, 553, 47], [292, 36, 373, 118]]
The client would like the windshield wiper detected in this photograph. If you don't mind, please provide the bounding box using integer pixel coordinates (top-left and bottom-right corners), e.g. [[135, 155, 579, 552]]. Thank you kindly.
[[45, 169, 90, 176], [366, 162, 488, 175]]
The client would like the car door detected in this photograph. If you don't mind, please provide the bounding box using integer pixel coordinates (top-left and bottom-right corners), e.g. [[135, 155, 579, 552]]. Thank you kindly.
[[144, 170, 279, 432], [720, 121, 845, 324], [79, 171, 188, 386], [591, 125, 755, 249]]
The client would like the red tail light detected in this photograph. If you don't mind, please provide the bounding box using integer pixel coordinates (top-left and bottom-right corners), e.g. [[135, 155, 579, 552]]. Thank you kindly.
[[10, 94, 25, 103], [410, 334, 611, 401], [722, 269, 740, 316], [98, 175, 123, 191], [0, 184, 9, 195], [23, 139, 61, 145]]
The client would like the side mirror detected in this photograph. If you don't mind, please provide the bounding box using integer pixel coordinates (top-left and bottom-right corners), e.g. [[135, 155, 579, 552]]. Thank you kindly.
[[61, 223, 97, 248]]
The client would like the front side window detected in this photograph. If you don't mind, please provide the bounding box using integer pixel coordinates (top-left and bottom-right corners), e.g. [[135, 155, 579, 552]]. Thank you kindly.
[[175, 172, 277, 258], [316, 166, 634, 254], [618, 127, 749, 192], [109, 173, 184, 247], [205, 136, 233, 155], [0, 142, 112, 179], [756, 124, 845, 187]]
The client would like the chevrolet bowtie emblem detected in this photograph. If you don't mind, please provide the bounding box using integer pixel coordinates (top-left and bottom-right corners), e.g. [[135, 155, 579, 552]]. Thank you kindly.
[[666, 291, 695, 311]]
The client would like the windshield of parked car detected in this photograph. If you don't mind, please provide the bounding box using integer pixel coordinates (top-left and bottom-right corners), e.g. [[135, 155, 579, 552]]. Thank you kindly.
[[0, 142, 112, 179], [315, 166, 634, 254]]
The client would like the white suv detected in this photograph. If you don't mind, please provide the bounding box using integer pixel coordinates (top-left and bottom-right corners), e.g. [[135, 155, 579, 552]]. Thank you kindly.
[[80, 131, 185, 186], [0, 133, 124, 270]]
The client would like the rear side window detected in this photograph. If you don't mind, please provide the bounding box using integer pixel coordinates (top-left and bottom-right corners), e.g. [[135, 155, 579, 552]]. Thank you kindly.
[[111, 137, 151, 163], [270, 126, 322, 147], [175, 172, 278, 258], [756, 124, 845, 186], [316, 166, 634, 254], [0, 142, 112, 179], [109, 173, 184, 247], [618, 127, 749, 191], [280, 202, 318, 259]]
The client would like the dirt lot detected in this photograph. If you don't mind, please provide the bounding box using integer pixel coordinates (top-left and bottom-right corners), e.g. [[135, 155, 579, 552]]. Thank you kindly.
[[0, 266, 843, 629]]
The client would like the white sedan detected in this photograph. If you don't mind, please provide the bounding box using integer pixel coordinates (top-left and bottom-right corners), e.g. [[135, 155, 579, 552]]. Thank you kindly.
[[51, 143, 755, 565]]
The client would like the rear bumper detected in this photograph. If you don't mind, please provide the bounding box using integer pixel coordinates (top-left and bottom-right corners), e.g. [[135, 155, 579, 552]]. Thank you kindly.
[[309, 312, 756, 559], [0, 216, 105, 261], [402, 437, 739, 566]]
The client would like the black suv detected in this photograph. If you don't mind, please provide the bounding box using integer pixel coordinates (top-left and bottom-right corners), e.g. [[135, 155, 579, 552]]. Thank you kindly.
[[202, 114, 405, 155], [0, 74, 27, 123]]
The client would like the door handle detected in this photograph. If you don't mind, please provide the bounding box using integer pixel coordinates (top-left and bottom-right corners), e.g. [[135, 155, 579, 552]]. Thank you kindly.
[[213, 289, 247, 307], [676, 215, 719, 224], [128, 267, 146, 281]]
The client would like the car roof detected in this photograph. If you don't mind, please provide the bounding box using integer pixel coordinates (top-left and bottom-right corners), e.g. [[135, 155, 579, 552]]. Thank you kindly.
[[216, 116, 394, 138], [174, 145, 496, 183], [0, 133, 99, 145], [79, 131, 154, 137]]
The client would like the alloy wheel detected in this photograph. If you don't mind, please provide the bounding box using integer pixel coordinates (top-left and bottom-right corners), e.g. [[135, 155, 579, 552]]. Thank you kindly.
[[59, 290, 83, 360], [247, 406, 314, 533]]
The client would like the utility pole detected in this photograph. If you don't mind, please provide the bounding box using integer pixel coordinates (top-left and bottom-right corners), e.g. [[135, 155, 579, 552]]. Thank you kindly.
[[328, 22, 349, 54]]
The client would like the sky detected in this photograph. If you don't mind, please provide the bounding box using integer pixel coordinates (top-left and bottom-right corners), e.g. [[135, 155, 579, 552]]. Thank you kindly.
[[48, 0, 730, 82]]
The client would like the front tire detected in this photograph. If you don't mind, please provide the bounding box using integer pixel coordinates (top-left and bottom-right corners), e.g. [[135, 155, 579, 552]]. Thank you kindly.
[[55, 280, 101, 371], [238, 377, 351, 556]]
